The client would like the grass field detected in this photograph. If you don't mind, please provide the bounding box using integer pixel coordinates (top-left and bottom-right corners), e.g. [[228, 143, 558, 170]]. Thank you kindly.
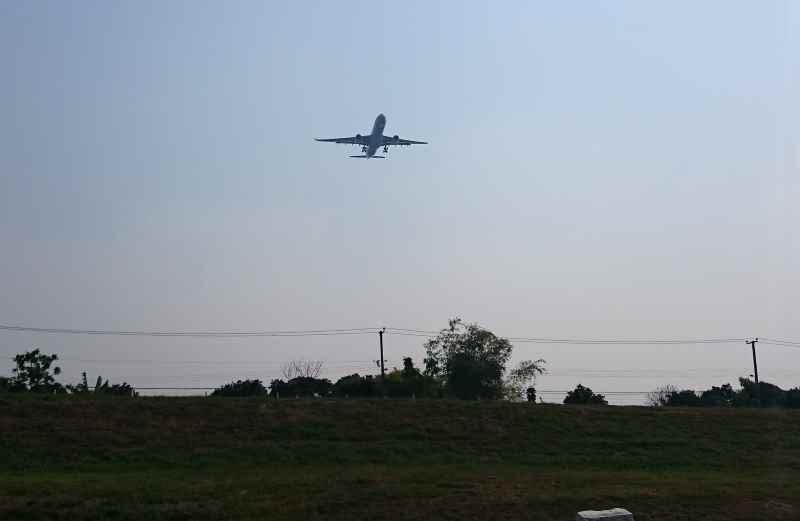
[[1, 396, 799, 521]]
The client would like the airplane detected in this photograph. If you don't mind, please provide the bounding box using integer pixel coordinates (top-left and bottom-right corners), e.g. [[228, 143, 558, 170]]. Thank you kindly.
[[316, 113, 427, 159]]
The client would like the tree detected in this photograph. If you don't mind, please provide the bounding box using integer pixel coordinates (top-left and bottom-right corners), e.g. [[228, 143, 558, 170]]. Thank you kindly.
[[212, 379, 268, 397], [281, 360, 323, 380], [11, 349, 65, 393], [504, 359, 547, 401], [646, 384, 679, 407], [424, 318, 517, 400], [736, 377, 786, 408], [563, 384, 607, 405]]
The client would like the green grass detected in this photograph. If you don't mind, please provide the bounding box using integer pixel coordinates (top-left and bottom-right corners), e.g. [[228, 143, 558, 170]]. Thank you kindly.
[[1, 396, 799, 520]]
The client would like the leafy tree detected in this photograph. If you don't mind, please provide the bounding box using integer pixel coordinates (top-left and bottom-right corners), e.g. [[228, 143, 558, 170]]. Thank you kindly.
[[11, 349, 65, 393], [736, 377, 785, 408], [423, 318, 516, 400], [504, 359, 546, 401], [563, 384, 607, 405], [212, 379, 268, 397]]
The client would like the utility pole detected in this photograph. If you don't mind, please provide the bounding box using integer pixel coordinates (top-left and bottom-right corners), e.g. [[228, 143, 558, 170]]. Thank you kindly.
[[747, 338, 760, 406], [378, 328, 386, 380]]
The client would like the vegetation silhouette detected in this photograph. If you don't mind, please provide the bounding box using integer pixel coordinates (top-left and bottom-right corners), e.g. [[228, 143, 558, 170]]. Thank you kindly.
[[423, 318, 545, 400], [652, 378, 800, 408], [8, 348, 65, 393], [563, 384, 608, 405]]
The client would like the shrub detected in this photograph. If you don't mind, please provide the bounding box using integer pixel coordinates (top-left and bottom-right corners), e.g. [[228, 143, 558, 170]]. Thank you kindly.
[[212, 379, 268, 397], [563, 384, 607, 405], [665, 390, 701, 407], [333, 374, 378, 397], [269, 377, 333, 398]]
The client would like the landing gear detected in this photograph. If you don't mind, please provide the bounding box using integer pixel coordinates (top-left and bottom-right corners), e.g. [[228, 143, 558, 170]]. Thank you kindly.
[[383, 145, 389, 154], [361, 145, 367, 153]]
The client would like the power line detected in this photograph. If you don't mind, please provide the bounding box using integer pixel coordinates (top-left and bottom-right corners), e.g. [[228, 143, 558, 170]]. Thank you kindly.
[[0, 324, 378, 338], [2, 322, 799, 347], [761, 338, 800, 348]]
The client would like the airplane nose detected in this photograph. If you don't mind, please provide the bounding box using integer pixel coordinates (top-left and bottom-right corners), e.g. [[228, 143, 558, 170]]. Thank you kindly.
[[378, 113, 386, 122]]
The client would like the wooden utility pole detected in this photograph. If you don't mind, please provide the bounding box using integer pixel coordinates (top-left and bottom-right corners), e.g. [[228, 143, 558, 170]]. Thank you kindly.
[[747, 338, 760, 406], [378, 328, 386, 379]]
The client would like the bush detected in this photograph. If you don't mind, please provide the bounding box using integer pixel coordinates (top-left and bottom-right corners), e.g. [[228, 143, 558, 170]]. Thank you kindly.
[[657, 379, 800, 408], [212, 379, 268, 397], [563, 384, 607, 405], [333, 374, 378, 397], [785, 388, 800, 408], [665, 390, 701, 407], [68, 373, 137, 397], [699, 384, 735, 407], [269, 377, 333, 398]]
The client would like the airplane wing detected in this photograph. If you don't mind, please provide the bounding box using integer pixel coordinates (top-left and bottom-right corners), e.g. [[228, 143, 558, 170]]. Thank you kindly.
[[315, 136, 368, 145], [381, 136, 428, 146]]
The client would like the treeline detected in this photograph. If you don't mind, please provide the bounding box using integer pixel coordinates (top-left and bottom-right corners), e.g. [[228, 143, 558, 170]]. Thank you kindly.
[[649, 378, 800, 409], [0, 349, 136, 396], [212, 357, 440, 398]]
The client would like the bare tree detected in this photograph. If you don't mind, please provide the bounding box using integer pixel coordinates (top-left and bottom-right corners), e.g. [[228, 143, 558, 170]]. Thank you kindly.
[[281, 360, 324, 380], [646, 384, 678, 407]]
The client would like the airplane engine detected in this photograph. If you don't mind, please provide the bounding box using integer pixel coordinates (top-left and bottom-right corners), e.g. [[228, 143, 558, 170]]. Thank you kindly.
[[392, 135, 400, 144], [355, 134, 362, 141]]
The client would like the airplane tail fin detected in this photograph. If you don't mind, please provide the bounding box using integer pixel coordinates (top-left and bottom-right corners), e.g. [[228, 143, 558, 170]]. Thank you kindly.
[[348, 155, 385, 159]]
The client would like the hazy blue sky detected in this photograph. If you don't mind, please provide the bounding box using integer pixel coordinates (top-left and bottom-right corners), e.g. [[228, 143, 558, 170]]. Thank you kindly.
[[2, 1, 798, 401]]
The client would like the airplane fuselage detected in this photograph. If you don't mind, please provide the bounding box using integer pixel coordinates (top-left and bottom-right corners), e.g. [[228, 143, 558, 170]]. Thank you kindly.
[[364, 113, 386, 158], [316, 113, 425, 158]]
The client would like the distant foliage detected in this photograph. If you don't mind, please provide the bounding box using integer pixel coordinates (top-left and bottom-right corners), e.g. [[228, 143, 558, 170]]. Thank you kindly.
[[646, 384, 679, 407], [665, 389, 701, 407], [212, 379, 269, 397], [332, 374, 378, 397], [10, 349, 66, 393], [68, 372, 137, 397], [269, 377, 333, 398], [0, 376, 26, 393], [651, 378, 800, 409], [382, 357, 441, 398], [424, 318, 514, 400], [504, 359, 547, 401], [699, 384, 736, 407], [563, 384, 608, 405]]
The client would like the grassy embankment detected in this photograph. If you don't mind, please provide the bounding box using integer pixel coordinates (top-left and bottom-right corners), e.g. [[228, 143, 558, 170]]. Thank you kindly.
[[1, 396, 799, 521]]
